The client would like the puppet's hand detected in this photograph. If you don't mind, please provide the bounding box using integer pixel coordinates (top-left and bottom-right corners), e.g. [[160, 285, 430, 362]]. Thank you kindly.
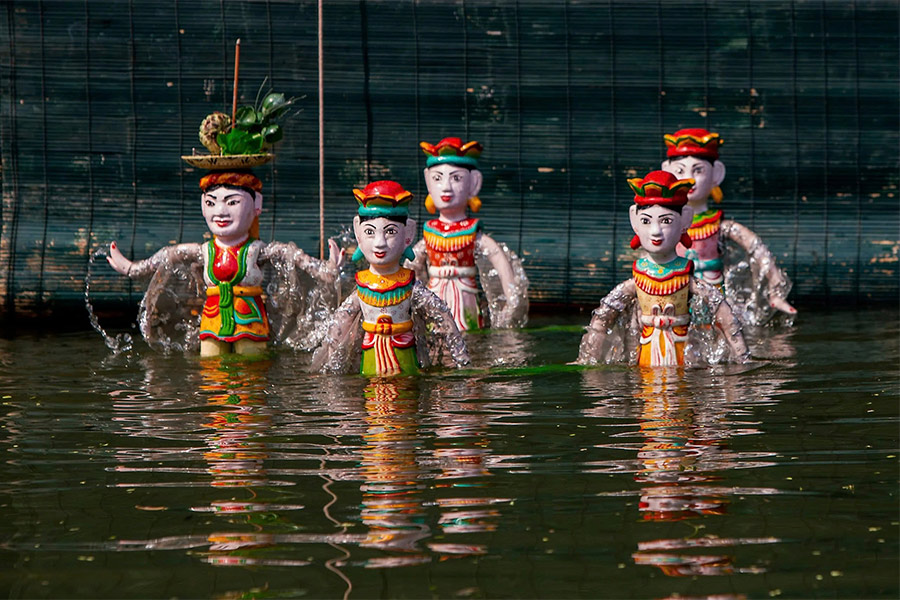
[[769, 295, 797, 316], [107, 241, 134, 276], [767, 268, 797, 315], [327, 238, 344, 270]]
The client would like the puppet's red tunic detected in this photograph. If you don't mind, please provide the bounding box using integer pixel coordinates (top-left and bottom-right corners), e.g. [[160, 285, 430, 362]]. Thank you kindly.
[[423, 218, 483, 331], [200, 238, 269, 343]]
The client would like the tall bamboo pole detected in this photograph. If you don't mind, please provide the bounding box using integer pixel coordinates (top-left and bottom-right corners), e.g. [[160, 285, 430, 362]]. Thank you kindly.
[[318, 1, 325, 259], [231, 39, 241, 127]]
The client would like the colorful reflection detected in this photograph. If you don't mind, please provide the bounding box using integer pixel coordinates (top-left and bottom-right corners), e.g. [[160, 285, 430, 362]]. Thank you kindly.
[[628, 366, 780, 577], [633, 368, 729, 523], [194, 357, 299, 566], [427, 378, 512, 547], [198, 357, 272, 490], [359, 378, 430, 566]]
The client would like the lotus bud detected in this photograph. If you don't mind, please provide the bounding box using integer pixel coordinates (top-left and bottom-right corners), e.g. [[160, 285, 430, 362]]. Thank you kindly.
[[199, 112, 232, 155]]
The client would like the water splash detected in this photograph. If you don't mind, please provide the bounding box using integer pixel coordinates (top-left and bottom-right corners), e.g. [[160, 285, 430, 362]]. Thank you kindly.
[[577, 282, 745, 367], [85, 246, 134, 354]]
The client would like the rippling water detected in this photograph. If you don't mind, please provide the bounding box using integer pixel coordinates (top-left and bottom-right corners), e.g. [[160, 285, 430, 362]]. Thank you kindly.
[[1, 310, 897, 599]]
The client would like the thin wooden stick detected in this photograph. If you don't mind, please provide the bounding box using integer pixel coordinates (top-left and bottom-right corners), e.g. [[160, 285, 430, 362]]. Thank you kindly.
[[231, 39, 241, 128], [318, 1, 325, 259]]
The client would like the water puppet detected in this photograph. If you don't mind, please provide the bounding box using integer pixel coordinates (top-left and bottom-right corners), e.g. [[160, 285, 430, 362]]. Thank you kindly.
[[406, 138, 528, 331], [661, 128, 796, 326], [313, 181, 470, 376], [577, 170, 749, 367], [106, 81, 342, 356]]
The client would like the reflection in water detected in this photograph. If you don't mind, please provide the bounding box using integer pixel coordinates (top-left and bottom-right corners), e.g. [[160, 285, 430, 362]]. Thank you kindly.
[[633, 369, 730, 524], [5, 312, 898, 597], [357, 376, 510, 565], [425, 377, 518, 550], [630, 368, 737, 576], [581, 361, 789, 579], [359, 378, 430, 567], [194, 358, 282, 567], [627, 366, 784, 577], [103, 357, 515, 595], [198, 359, 272, 490], [110, 357, 307, 569]]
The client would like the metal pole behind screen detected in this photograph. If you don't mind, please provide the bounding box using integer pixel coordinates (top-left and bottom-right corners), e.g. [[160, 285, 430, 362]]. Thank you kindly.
[[318, 0, 325, 259]]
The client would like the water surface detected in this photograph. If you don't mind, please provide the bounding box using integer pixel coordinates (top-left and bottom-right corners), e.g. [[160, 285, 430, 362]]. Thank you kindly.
[[1, 310, 897, 598]]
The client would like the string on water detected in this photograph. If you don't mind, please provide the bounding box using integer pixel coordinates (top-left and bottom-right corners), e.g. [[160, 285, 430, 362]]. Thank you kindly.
[[563, 0, 573, 305], [174, 0, 185, 243], [607, 1, 619, 282], [38, 0, 49, 312], [128, 0, 138, 304], [83, 0, 97, 284]]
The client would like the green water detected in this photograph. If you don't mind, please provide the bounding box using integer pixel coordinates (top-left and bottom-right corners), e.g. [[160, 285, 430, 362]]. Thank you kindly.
[[1, 310, 897, 599]]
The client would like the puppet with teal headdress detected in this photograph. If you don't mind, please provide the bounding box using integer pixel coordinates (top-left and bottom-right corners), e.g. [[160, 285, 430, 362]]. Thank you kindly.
[[312, 181, 469, 376]]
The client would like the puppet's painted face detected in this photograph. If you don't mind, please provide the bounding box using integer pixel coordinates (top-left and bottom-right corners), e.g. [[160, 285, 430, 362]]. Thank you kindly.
[[661, 156, 723, 204], [201, 186, 260, 240], [424, 164, 482, 215], [353, 216, 416, 269], [629, 204, 687, 255]]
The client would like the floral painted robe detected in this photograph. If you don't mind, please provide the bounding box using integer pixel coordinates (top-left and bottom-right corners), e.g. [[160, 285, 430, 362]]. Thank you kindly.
[[356, 267, 418, 376], [423, 218, 484, 331], [632, 257, 693, 367], [200, 238, 269, 343]]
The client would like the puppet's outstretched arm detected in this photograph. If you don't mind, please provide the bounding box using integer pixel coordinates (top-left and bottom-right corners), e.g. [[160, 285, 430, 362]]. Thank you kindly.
[[691, 278, 750, 363], [721, 220, 796, 316], [411, 282, 470, 368], [577, 279, 635, 365], [311, 294, 363, 373], [108, 242, 202, 279]]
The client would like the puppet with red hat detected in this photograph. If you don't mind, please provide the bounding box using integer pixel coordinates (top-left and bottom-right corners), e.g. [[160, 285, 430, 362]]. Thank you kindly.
[[577, 171, 748, 367], [661, 128, 796, 327], [405, 137, 529, 332], [312, 181, 469, 376]]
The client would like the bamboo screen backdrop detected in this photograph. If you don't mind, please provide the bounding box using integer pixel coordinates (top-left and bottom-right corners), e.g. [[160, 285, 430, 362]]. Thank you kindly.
[[1, 0, 897, 320]]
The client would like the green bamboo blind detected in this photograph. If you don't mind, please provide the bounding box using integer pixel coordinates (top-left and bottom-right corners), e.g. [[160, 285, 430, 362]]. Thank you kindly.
[[1, 0, 897, 320]]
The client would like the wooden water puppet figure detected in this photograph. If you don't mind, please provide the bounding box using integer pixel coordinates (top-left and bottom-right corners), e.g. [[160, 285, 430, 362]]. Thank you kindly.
[[106, 98, 342, 356], [661, 129, 796, 326], [313, 181, 470, 376], [407, 138, 528, 331], [577, 171, 749, 367]]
